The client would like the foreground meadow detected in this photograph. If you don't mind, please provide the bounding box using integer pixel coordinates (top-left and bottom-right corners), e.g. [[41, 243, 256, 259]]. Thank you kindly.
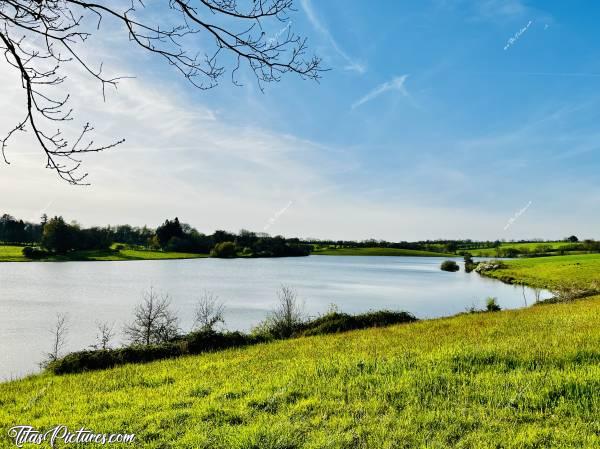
[[1, 296, 599, 448]]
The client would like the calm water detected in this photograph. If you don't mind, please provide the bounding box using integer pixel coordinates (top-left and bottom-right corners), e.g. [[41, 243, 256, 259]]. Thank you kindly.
[[0, 256, 549, 379]]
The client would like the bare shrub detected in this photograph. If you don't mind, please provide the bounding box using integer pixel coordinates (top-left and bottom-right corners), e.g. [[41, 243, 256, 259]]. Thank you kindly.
[[124, 288, 179, 345], [193, 291, 225, 332], [41, 312, 69, 367], [262, 285, 305, 338], [93, 321, 115, 350]]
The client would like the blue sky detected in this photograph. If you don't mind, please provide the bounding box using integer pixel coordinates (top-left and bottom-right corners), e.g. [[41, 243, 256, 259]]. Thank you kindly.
[[1, 0, 600, 240]]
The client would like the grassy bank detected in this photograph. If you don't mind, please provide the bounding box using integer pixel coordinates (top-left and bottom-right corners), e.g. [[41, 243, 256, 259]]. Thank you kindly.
[[0, 245, 207, 262], [313, 247, 452, 257], [2, 296, 599, 448], [479, 254, 600, 290]]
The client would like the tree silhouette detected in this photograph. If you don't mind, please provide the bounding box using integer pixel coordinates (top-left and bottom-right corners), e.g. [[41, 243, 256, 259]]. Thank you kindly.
[[0, 1, 323, 184]]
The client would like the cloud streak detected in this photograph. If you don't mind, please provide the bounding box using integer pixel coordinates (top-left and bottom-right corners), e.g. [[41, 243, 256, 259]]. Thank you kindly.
[[263, 201, 293, 231], [299, 0, 366, 74], [504, 201, 532, 230], [352, 75, 409, 109]]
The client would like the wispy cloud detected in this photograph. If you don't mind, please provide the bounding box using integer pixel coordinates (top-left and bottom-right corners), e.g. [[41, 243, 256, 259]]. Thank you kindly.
[[299, 0, 366, 74], [504, 201, 532, 230], [504, 20, 533, 50], [263, 201, 293, 231], [352, 75, 409, 109]]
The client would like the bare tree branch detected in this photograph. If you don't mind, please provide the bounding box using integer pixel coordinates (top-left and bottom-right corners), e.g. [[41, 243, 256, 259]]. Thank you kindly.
[[0, 1, 324, 183]]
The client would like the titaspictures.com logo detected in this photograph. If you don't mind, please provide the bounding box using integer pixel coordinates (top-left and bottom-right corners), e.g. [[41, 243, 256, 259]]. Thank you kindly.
[[8, 425, 135, 447]]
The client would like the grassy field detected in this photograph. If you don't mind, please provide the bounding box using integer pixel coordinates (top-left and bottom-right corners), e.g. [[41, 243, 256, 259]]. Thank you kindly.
[[313, 247, 452, 257], [466, 241, 576, 257], [0, 245, 207, 262], [1, 296, 599, 448], [480, 254, 600, 290], [0, 245, 28, 262]]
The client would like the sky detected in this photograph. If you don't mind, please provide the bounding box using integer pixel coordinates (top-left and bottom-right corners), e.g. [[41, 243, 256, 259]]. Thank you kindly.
[[1, 0, 600, 241]]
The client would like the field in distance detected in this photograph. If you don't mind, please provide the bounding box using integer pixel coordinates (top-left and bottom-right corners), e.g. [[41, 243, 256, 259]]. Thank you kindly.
[[312, 247, 452, 257], [480, 253, 600, 289]]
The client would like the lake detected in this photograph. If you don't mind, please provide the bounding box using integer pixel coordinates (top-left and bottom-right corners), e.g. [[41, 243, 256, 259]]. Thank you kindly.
[[0, 256, 549, 380]]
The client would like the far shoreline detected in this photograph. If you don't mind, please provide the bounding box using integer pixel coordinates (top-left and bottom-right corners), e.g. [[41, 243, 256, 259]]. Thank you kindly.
[[0, 244, 453, 263]]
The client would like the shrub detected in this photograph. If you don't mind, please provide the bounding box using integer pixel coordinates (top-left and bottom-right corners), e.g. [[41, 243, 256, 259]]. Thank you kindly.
[[256, 286, 305, 338], [299, 310, 417, 337], [463, 253, 476, 273], [441, 260, 460, 272], [22, 246, 49, 259], [485, 297, 501, 312], [210, 241, 237, 258]]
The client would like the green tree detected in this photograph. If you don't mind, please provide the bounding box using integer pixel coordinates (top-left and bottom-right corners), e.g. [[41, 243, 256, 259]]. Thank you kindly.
[[210, 242, 237, 258], [41, 217, 77, 254], [155, 218, 184, 248]]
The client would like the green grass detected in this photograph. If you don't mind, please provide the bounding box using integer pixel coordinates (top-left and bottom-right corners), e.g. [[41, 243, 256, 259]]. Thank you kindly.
[[313, 247, 452, 257], [480, 253, 600, 290], [0, 245, 207, 262], [0, 245, 27, 262], [467, 241, 577, 257], [1, 297, 599, 448]]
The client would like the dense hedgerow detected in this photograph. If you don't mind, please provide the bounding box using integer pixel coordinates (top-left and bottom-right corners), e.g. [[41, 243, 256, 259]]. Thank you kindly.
[[47, 311, 416, 375], [299, 310, 416, 336]]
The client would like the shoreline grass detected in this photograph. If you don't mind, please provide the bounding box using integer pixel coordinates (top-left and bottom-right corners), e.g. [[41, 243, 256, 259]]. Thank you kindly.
[[1, 296, 599, 447], [0, 245, 208, 263], [1, 244, 454, 262], [479, 254, 600, 290]]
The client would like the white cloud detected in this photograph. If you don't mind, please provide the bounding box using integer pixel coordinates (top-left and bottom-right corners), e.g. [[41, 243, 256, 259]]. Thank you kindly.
[[352, 75, 409, 109], [299, 0, 366, 74]]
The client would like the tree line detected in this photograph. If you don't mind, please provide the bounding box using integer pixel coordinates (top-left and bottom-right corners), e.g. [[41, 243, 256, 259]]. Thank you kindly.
[[1, 213, 310, 259]]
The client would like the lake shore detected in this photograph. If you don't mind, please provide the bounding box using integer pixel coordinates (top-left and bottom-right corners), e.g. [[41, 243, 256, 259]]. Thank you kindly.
[[0, 245, 208, 262], [0, 244, 452, 262]]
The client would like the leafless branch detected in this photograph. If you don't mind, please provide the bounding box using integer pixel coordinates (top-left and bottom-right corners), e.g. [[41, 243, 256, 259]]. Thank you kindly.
[[0, 1, 324, 183]]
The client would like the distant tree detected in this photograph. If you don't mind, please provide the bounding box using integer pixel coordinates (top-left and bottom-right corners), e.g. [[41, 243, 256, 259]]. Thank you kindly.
[[445, 241, 458, 253], [155, 218, 184, 248], [236, 229, 258, 248], [213, 230, 236, 245], [210, 241, 237, 258], [41, 216, 76, 253], [124, 288, 179, 345], [567, 235, 579, 243]]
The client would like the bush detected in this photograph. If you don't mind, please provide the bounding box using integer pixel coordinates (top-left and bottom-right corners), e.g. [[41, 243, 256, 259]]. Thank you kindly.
[[48, 331, 266, 375], [441, 260, 460, 272], [256, 286, 305, 338], [485, 297, 501, 312], [210, 241, 237, 258], [47, 343, 184, 375], [22, 246, 49, 259], [299, 310, 417, 337]]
